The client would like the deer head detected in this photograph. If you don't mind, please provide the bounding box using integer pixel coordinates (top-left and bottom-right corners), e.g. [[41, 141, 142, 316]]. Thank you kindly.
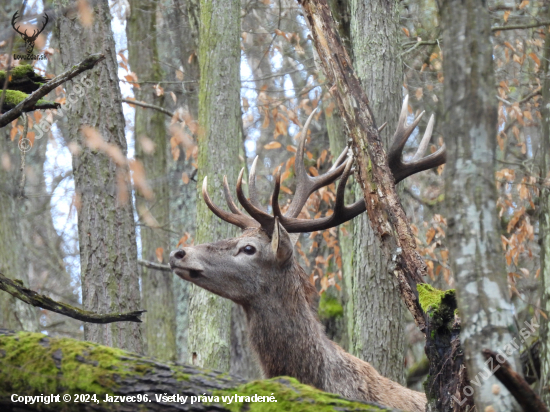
[[170, 96, 445, 306], [12, 11, 49, 55]]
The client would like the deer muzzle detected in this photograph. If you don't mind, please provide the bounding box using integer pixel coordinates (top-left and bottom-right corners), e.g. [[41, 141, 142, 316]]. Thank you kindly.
[[169, 249, 204, 279]]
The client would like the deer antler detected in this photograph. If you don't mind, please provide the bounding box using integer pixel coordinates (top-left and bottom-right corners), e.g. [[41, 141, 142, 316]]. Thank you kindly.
[[32, 13, 49, 40], [11, 11, 26, 37], [387, 95, 446, 183], [202, 97, 446, 235]]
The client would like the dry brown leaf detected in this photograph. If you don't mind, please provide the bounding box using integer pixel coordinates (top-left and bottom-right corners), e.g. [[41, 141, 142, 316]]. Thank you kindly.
[[181, 172, 190, 184], [77, 0, 94, 27], [155, 247, 164, 263], [140, 136, 155, 154], [264, 141, 282, 150]]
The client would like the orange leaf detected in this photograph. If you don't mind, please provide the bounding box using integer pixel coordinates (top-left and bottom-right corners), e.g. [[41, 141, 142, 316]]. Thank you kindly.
[[182, 172, 189, 184], [155, 247, 164, 263], [264, 141, 282, 150], [426, 227, 436, 244], [402, 27, 410, 37]]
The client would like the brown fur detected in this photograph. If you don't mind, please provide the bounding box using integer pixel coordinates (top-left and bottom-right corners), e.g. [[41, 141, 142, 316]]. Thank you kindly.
[[170, 228, 426, 412]]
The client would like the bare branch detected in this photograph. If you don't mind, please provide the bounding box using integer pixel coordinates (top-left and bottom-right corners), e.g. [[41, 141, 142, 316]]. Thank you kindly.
[[492, 21, 550, 32], [122, 98, 174, 117], [0, 271, 144, 323], [482, 349, 548, 412], [138, 259, 172, 272], [0, 53, 105, 128]]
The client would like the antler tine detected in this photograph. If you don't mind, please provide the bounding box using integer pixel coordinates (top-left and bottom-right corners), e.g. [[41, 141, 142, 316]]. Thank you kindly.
[[272, 167, 283, 218], [328, 146, 349, 172], [388, 98, 446, 183], [278, 157, 366, 233], [388, 95, 425, 166], [223, 175, 246, 215], [236, 168, 275, 231], [202, 176, 259, 229], [248, 156, 263, 209], [285, 109, 349, 218], [11, 11, 25, 36], [412, 114, 435, 161], [378, 122, 388, 133]]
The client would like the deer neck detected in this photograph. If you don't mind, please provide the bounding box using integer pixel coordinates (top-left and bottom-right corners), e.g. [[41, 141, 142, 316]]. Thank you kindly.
[[243, 262, 335, 388]]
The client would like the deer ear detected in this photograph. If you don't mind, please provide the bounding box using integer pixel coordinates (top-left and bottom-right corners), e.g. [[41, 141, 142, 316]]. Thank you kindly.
[[271, 217, 293, 264]]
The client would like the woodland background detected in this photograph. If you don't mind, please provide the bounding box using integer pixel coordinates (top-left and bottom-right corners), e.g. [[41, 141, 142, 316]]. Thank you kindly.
[[0, 0, 549, 410]]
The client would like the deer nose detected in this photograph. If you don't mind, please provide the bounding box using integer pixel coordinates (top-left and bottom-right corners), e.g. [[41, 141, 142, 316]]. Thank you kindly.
[[169, 249, 186, 269], [171, 249, 186, 260]]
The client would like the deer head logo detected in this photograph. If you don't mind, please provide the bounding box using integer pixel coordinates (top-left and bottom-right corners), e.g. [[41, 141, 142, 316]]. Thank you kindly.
[[11, 11, 48, 55]]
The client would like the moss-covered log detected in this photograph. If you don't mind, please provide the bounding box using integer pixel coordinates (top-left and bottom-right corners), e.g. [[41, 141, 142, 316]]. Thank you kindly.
[[0, 330, 397, 412], [0, 90, 59, 114], [0, 65, 49, 94]]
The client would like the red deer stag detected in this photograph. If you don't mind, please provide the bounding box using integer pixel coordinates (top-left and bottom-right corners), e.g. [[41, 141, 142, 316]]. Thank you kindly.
[[170, 96, 445, 412]]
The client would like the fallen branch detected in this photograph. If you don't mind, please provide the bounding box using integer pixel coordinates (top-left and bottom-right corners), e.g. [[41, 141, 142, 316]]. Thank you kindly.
[[0, 272, 144, 324], [0, 330, 398, 412], [482, 349, 548, 412], [0, 53, 105, 128]]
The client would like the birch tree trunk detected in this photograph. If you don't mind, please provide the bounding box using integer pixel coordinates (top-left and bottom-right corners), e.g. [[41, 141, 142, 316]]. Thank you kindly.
[[540, 6, 550, 406], [440, 0, 520, 409], [127, 0, 177, 362], [187, 0, 242, 371], [55, 0, 143, 353], [342, 0, 406, 384]]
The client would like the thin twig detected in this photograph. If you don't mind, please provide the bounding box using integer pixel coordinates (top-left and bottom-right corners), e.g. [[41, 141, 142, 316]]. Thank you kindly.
[[138, 259, 172, 272], [0, 271, 145, 323], [122, 98, 174, 117], [0, 53, 105, 128], [492, 21, 550, 32]]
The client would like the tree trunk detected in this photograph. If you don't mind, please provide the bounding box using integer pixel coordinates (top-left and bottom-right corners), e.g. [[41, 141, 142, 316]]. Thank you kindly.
[[0, 330, 396, 412], [55, 0, 143, 353], [540, 4, 550, 407], [344, 0, 406, 384], [155, 0, 200, 364], [127, 0, 177, 362], [0, 0, 39, 335], [187, 0, 242, 371], [0, 130, 39, 333], [440, 0, 520, 410]]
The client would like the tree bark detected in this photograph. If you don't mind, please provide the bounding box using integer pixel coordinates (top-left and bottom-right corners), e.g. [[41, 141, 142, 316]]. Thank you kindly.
[[0, 330, 397, 412], [55, 0, 143, 353], [187, 0, 242, 371], [540, 2, 550, 406], [127, 0, 177, 362], [440, 0, 521, 410], [345, 0, 406, 384], [0, 127, 39, 333], [155, 0, 200, 365]]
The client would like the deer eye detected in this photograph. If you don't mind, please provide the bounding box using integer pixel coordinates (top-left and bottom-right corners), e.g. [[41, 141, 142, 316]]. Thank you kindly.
[[240, 245, 256, 255]]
